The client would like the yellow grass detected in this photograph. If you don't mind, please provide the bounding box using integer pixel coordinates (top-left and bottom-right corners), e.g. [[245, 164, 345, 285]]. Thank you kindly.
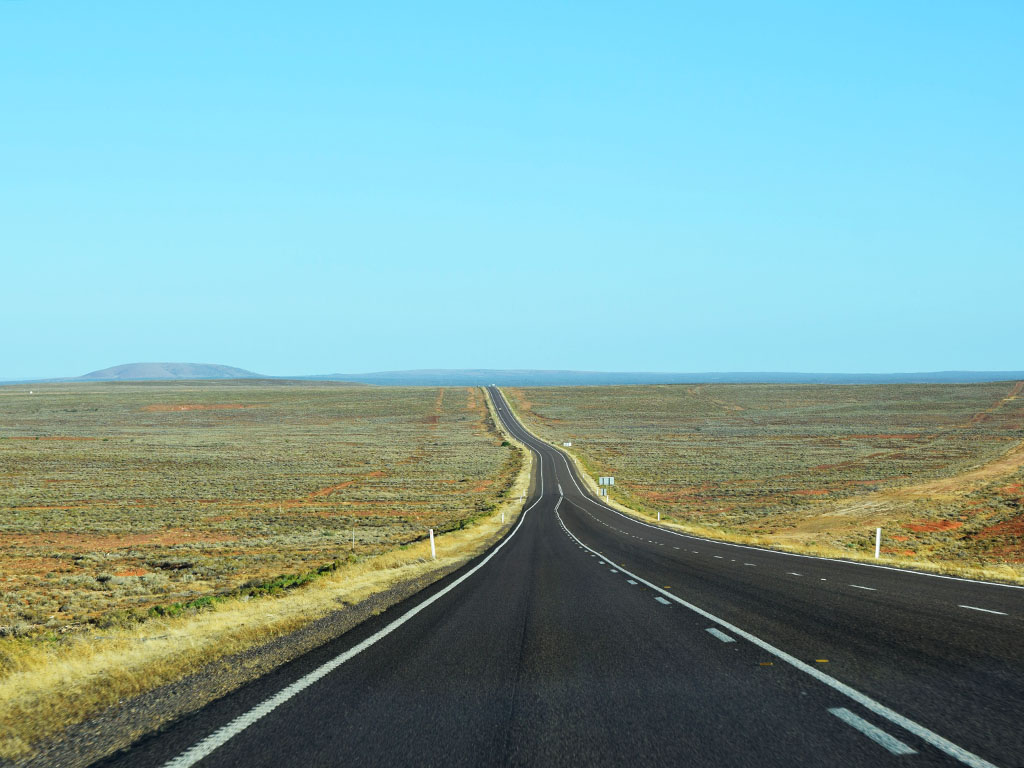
[[0, 389, 532, 761]]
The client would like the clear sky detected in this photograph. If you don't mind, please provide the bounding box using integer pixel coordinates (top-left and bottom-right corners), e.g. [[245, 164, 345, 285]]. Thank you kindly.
[[2, 2, 1021, 379]]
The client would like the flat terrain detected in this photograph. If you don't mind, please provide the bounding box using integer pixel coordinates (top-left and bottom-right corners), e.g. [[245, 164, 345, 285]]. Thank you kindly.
[[91, 387, 1023, 768], [505, 382, 1024, 568], [0, 382, 519, 634]]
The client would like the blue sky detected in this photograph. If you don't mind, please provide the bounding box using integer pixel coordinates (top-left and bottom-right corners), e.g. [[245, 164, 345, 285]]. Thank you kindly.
[[2, 2, 1021, 379]]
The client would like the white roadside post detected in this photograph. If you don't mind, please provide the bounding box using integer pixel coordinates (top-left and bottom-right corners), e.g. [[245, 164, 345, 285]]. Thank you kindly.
[[875, 527, 882, 559], [429, 528, 436, 559], [657, 511, 661, 521]]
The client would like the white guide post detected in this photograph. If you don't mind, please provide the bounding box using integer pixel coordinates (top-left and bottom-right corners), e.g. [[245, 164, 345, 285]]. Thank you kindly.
[[430, 528, 436, 559], [875, 527, 881, 559], [657, 511, 661, 521]]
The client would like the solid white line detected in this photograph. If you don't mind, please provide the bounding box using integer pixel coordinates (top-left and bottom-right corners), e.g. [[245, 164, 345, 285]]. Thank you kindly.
[[706, 628, 736, 643], [958, 605, 1008, 616], [553, 506, 998, 768], [162, 442, 544, 768], [850, 585, 877, 591], [829, 707, 917, 755], [654, 596, 671, 605]]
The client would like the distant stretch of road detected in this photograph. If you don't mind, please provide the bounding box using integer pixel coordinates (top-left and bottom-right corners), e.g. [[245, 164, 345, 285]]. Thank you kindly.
[[99, 387, 1023, 768]]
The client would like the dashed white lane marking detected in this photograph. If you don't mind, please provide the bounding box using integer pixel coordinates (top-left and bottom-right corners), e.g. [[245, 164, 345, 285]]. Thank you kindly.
[[673, 546, 680, 550], [706, 628, 736, 643], [744, 563, 755, 567], [850, 585, 877, 591], [714, 556, 724, 559], [654, 596, 671, 605], [788, 572, 803, 576], [627, 579, 638, 585], [610, 569, 619, 573], [829, 708, 917, 755], [958, 605, 1008, 616], [162, 438, 546, 768], [554, 506, 997, 768]]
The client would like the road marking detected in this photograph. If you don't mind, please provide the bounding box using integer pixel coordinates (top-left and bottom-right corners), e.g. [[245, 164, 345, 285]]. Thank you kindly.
[[162, 440, 546, 768], [543, 446, 1024, 591], [610, 569, 618, 573], [673, 546, 680, 550], [849, 585, 877, 591], [788, 572, 802, 576], [744, 563, 755, 566], [706, 628, 736, 643], [829, 708, 917, 756], [958, 605, 1008, 616], [554, 506, 998, 768], [627, 579, 637, 585], [654, 596, 671, 605], [714, 556, 724, 559]]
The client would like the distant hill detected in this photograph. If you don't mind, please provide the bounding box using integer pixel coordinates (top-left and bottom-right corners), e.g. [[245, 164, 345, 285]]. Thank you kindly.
[[80, 362, 262, 381], [304, 369, 1024, 386]]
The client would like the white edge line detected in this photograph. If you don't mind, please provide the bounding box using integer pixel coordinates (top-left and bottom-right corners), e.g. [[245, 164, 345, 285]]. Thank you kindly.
[[162, 439, 544, 768], [554, 505, 998, 768], [829, 707, 917, 755]]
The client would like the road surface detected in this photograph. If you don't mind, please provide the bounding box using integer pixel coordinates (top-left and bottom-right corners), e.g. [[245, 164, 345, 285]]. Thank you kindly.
[[97, 387, 1024, 767]]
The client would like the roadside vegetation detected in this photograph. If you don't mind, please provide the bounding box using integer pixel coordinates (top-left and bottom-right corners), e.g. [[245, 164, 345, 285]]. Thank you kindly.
[[0, 382, 530, 759], [505, 382, 1024, 580]]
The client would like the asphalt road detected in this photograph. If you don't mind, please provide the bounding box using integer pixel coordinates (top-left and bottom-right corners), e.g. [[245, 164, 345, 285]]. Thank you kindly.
[[98, 387, 1024, 768]]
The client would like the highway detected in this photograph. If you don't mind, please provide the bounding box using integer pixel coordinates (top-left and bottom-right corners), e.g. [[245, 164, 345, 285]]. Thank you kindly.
[[97, 386, 1024, 768]]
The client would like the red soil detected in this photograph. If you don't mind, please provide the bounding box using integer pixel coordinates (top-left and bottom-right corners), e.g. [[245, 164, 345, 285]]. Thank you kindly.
[[903, 520, 964, 533]]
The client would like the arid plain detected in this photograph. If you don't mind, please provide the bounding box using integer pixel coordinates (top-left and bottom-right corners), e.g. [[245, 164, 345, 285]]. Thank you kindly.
[[506, 381, 1024, 577]]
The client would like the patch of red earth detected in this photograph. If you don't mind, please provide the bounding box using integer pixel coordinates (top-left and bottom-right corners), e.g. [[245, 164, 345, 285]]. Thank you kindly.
[[141, 404, 256, 412], [891, 535, 910, 542], [1000, 483, 1023, 494], [972, 516, 1024, 539], [0, 556, 66, 574], [115, 568, 149, 577], [308, 470, 386, 499], [903, 520, 964, 533], [4, 529, 236, 551]]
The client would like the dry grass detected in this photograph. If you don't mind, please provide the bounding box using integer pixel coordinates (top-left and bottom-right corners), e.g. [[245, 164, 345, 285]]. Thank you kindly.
[[0, 386, 532, 759], [0, 382, 521, 634], [503, 383, 1024, 583]]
